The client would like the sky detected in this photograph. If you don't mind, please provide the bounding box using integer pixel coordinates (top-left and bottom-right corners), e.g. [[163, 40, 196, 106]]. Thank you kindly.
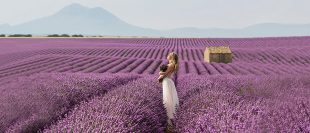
[[0, 0, 310, 30]]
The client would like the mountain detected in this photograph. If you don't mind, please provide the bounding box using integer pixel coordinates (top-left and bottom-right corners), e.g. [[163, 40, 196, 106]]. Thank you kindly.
[[162, 23, 310, 37], [0, 3, 310, 37], [0, 3, 160, 36], [241, 23, 310, 37]]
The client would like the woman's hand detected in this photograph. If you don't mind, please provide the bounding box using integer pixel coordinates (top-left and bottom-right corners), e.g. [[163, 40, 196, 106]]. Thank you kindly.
[[159, 71, 165, 75], [157, 77, 161, 83], [158, 75, 164, 83]]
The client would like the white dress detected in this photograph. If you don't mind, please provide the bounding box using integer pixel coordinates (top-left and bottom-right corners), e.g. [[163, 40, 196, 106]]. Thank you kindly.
[[162, 75, 179, 121]]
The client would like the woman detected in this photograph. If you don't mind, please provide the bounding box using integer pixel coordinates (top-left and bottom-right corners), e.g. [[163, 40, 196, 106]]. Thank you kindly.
[[158, 52, 179, 127]]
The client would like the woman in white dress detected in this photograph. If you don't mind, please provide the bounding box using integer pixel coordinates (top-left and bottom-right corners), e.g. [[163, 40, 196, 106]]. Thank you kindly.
[[158, 52, 179, 127]]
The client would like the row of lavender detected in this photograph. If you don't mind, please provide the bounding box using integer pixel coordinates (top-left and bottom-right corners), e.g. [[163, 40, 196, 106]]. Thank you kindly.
[[55, 74, 310, 132], [2, 45, 310, 71], [45, 36, 308, 49], [1, 72, 310, 132], [43, 75, 167, 133], [1, 55, 310, 82], [0, 73, 142, 132], [1, 37, 310, 55], [0, 73, 169, 132], [175, 74, 310, 132]]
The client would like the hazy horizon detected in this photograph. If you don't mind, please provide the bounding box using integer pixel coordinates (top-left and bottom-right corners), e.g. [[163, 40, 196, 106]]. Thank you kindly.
[[0, 0, 310, 30]]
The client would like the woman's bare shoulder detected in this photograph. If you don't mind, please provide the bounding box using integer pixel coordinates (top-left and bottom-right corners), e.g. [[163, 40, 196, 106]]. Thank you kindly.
[[167, 63, 175, 71], [167, 63, 175, 68]]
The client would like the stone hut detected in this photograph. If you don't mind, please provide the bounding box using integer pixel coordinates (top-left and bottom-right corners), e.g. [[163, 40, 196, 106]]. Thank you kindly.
[[204, 46, 232, 63]]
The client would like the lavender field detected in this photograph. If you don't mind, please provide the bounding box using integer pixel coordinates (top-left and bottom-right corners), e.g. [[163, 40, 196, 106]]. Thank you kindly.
[[1, 37, 310, 132]]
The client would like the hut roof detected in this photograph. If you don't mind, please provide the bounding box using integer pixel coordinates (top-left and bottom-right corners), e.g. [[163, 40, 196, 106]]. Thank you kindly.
[[206, 46, 231, 53]]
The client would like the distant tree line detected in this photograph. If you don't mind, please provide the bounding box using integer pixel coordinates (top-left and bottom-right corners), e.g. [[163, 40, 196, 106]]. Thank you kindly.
[[47, 34, 84, 37], [71, 34, 84, 37], [9, 34, 32, 37], [0, 34, 32, 37], [0, 34, 85, 37]]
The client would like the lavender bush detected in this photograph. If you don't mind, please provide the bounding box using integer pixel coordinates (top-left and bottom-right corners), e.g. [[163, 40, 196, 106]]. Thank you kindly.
[[0, 72, 140, 132], [175, 74, 310, 132], [43, 75, 167, 133]]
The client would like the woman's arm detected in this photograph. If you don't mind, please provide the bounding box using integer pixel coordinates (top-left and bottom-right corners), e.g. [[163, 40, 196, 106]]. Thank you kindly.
[[159, 64, 174, 78]]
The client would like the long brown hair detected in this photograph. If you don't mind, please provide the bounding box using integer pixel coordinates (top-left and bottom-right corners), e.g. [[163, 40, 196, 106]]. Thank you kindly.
[[170, 52, 178, 72]]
